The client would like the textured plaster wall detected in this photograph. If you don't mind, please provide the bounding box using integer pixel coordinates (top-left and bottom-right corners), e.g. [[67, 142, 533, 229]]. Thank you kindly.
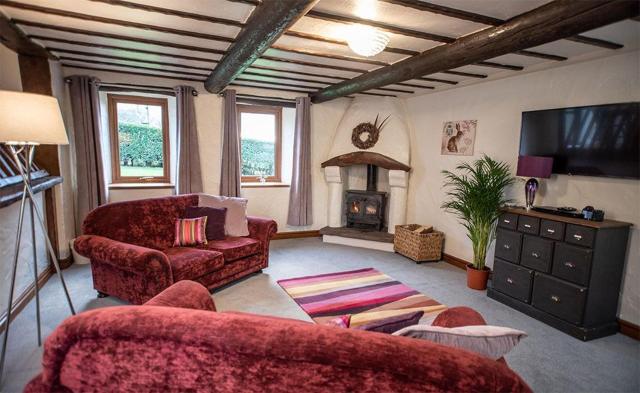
[[404, 50, 640, 324]]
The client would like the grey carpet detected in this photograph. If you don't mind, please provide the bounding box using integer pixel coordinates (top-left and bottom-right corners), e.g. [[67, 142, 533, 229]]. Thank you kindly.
[[1, 238, 638, 392]]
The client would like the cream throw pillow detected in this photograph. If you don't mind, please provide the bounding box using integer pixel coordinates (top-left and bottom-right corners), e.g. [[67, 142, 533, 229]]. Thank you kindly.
[[198, 194, 249, 237], [392, 324, 527, 360]]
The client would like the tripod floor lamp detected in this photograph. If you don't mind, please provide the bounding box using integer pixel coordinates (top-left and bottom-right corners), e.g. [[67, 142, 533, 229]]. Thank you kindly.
[[0, 90, 76, 385]]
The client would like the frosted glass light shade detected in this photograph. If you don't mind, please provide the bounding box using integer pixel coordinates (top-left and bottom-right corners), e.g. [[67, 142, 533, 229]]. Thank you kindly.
[[347, 24, 390, 57], [0, 90, 69, 145]]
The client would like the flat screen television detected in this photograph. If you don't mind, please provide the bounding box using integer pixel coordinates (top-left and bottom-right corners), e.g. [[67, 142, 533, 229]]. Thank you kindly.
[[519, 102, 640, 179]]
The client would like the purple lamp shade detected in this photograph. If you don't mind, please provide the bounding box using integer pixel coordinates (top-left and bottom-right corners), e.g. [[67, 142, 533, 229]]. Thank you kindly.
[[516, 156, 553, 179]]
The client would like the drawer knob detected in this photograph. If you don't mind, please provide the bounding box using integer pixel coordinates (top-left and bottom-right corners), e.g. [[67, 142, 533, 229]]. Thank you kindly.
[[524, 224, 532, 228], [546, 229, 555, 234], [551, 295, 560, 303], [564, 262, 576, 269], [503, 219, 511, 224], [503, 244, 511, 250], [506, 278, 514, 284], [531, 252, 540, 258], [573, 234, 583, 240]]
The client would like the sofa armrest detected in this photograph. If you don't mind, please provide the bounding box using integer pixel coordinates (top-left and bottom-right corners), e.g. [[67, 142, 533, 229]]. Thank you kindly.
[[431, 306, 487, 328], [247, 216, 277, 255], [144, 281, 216, 311], [74, 235, 173, 282]]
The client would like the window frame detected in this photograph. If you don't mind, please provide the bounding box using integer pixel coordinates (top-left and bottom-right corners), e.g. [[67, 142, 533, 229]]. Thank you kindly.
[[237, 104, 283, 183], [107, 94, 171, 184]]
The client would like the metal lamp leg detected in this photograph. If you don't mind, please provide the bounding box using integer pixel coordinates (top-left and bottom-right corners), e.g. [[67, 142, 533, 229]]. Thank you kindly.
[[0, 145, 76, 386]]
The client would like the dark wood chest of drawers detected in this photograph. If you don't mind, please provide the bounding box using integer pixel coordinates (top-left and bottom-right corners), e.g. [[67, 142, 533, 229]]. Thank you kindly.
[[487, 207, 631, 340]]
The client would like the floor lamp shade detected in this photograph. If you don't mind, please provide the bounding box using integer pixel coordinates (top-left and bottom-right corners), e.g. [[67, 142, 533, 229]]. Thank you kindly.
[[0, 90, 69, 145]]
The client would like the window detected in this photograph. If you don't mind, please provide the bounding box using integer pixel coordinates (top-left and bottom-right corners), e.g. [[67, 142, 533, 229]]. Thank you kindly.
[[108, 94, 170, 183], [237, 104, 282, 183]]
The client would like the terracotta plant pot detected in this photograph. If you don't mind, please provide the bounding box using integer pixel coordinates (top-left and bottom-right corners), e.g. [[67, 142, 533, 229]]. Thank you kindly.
[[466, 264, 490, 290]]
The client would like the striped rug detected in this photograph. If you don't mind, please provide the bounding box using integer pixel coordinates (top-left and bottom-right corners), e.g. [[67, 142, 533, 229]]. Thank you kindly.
[[277, 268, 447, 327]]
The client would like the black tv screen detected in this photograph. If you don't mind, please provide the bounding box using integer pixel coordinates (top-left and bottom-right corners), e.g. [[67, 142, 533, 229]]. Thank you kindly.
[[519, 102, 640, 179]]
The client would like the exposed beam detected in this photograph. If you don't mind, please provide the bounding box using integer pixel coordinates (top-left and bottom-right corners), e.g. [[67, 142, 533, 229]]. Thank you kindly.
[[60, 57, 209, 77], [0, 13, 53, 58], [306, 9, 454, 43], [204, 0, 319, 93], [378, 0, 624, 50], [269, 44, 389, 66], [0, 1, 235, 43], [419, 76, 458, 85], [442, 70, 487, 79], [304, 8, 568, 62], [475, 61, 524, 71], [564, 35, 624, 49], [284, 30, 418, 56], [310, 0, 639, 103], [61, 64, 206, 82], [87, 0, 245, 27]]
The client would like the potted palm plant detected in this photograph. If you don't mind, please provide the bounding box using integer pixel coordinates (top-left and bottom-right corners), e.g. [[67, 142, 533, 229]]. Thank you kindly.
[[442, 155, 515, 290]]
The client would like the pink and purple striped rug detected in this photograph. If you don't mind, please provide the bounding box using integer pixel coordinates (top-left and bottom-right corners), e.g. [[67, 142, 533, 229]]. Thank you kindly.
[[277, 268, 447, 327]]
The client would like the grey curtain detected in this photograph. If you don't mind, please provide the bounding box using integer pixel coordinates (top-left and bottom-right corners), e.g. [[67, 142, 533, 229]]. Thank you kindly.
[[287, 97, 312, 226], [175, 86, 203, 194], [220, 90, 241, 197], [68, 75, 107, 234]]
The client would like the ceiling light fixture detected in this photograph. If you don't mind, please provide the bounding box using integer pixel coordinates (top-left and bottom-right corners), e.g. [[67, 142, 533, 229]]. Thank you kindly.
[[347, 24, 389, 57]]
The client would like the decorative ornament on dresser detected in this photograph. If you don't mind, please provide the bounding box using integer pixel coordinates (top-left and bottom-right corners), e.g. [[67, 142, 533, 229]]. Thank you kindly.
[[441, 120, 477, 156], [442, 155, 515, 290], [351, 114, 390, 150]]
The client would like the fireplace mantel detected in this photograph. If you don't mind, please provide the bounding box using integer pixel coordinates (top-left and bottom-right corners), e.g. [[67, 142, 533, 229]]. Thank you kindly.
[[321, 152, 411, 172]]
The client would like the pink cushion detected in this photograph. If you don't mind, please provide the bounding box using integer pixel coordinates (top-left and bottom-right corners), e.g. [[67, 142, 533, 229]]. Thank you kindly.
[[202, 237, 261, 262], [174, 217, 208, 246], [164, 247, 224, 281], [198, 194, 249, 237]]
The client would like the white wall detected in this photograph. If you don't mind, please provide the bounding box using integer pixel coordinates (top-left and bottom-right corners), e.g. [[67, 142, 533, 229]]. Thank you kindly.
[[61, 67, 352, 231], [404, 50, 640, 324], [0, 44, 22, 91]]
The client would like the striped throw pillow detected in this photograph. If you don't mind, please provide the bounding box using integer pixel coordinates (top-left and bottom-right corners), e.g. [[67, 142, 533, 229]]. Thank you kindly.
[[174, 216, 208, 246]]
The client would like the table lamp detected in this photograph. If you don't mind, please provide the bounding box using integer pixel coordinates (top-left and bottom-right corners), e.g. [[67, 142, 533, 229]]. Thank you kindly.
[[0, 90, 76, 385], [516, 155, 553, 210]]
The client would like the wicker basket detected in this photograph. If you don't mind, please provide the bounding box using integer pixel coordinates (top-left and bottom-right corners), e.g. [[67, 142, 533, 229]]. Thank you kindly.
[[394, 224, 444, 263]]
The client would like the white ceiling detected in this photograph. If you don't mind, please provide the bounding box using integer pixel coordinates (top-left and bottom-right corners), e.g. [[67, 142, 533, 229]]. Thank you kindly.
[[0, 0, 637, 99]]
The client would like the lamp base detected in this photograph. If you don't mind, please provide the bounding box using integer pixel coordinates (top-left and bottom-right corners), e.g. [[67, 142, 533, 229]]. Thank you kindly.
[[524, 178, 539, 210]]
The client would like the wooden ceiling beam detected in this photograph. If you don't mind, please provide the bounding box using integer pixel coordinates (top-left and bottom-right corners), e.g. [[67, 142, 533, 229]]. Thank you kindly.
[[379, 0, 624, 50], [61, 57, 209, 77], [0, 1, 236, 43], [87, 0, 244, 27], [441, 70, 487, 79], [310, 0, 639, 103], [418, 76, 458, 85], [55, 52, 213, 72], [61, 64, 207, 82], [304, 9, 567, 62], [204, 0, 319, 93], [269, 44, 389, 66], [475, 61, 524, 71], [0, 13, 53, 58]]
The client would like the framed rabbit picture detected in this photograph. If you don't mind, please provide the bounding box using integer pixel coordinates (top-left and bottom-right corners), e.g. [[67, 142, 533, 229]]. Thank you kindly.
[[441, 120, 477, 156]]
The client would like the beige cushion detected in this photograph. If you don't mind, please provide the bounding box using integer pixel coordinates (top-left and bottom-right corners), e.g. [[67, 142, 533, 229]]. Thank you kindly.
[[392, 324, 527, 360], [198, 194, 249, 237]]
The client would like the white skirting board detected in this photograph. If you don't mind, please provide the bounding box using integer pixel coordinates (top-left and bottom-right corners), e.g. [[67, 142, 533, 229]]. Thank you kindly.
[[322, 235, 395, 252]]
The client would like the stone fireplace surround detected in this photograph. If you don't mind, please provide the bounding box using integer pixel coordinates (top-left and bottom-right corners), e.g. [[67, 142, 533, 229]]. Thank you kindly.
[[320, 97, 412, 252]]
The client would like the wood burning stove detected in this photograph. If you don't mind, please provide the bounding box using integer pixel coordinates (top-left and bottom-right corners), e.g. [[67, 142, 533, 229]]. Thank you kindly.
[[345, 165, 387, 231]]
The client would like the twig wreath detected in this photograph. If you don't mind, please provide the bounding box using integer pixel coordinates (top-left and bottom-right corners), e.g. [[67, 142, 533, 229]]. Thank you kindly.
[[351, 114, 390, 150]]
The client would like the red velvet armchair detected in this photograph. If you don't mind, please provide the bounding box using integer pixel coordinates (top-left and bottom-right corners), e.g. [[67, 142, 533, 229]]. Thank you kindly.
[[74, 194, 277, 304], [26, 281, 531, 393]]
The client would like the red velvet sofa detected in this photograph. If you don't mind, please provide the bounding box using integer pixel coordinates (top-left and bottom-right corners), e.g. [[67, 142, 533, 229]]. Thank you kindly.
[[74, 194, 277, 304], [26, 281, 531, 393]]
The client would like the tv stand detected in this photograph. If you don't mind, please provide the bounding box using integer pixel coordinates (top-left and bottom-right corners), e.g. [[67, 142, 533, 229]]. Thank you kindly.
[[488, 207, 632, 340]]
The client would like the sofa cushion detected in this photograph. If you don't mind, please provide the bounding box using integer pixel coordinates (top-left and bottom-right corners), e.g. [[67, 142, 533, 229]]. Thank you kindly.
[[185, 206, 227, 240], [164, 247, 224, 281], [201, 237, 261, 262], [173, 217, 208, 247], [198, 194, 249, 237]]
